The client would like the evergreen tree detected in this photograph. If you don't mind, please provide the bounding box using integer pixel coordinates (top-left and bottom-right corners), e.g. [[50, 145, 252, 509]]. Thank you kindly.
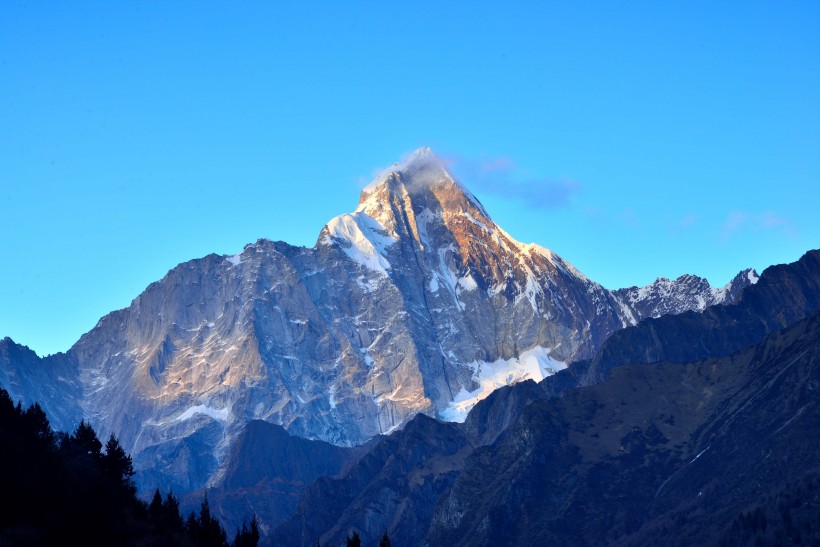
[[162, 491, 184, 534], [234, 515, 260, 547], [21, 402, 54, 445], [102, 433, 136, 495], [187, 510, 201, 541], [149, 488, 164, 519], [380, 531, 392, 547], [0, 388, 14, 421], [71, 419, 103, 458], [189, 495, 228, 547], [346, 531, 362, 547]]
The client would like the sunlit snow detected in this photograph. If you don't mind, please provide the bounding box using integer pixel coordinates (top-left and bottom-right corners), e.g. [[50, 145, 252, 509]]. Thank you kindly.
[[173, 404, 229, 422], [324, 212, 397, 275], [457, 274, 478, 292], [440, 346, 566, 422]]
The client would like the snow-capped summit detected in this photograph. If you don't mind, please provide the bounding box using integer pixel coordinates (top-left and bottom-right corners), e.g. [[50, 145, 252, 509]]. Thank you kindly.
[[0, 148, 758, 502], [357, 147, 489, 235], [361, 147, 453, 195]]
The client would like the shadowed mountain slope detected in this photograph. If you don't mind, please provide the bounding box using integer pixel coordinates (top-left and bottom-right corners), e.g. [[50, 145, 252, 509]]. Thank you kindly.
[[273, 250, 820, 546]]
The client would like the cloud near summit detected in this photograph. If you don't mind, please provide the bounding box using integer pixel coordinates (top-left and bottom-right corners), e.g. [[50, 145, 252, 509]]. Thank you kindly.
[[444, 153, 581, 210], [358, 150, 581, 210]]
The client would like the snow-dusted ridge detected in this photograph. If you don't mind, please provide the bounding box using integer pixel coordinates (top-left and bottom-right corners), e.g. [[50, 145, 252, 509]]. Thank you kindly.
[[173, 404, 230, 423], [615, 267, 760, 320], [321, 212, 397, 275]]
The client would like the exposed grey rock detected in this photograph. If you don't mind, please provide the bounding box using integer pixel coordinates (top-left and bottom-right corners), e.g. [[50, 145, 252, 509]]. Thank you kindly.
[[0, 148, 755, 504], [0, 338, 81, 433], [275, 250, 820, 546], [614, 267, 758, 320]]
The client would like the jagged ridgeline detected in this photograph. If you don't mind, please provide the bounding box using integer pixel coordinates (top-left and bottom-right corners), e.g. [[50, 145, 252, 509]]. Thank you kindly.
[[1, 148, 780, 543]]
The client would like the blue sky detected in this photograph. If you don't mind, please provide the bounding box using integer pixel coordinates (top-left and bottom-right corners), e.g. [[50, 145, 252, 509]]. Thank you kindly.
[[1, 2, 818, 356]]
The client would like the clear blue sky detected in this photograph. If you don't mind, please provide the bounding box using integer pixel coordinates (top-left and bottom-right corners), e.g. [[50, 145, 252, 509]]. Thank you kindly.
[[1, 2, 818, 356]]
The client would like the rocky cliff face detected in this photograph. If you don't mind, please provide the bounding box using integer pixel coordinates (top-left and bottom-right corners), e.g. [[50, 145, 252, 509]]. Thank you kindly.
[[0, 338, 81, 433], [274, 250, 820, 546], [0, 148, 757, 498]]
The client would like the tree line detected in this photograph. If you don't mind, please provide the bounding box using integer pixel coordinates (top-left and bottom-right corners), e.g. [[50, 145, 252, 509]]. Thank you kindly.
[[0, 387, 258, 546]]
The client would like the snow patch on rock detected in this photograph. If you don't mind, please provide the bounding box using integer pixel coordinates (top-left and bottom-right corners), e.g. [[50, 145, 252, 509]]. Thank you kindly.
[[457, 274, 478, 292], [173, 404, 229, 423], [440, 346, 566, 422], [323, 212, 397, 275]]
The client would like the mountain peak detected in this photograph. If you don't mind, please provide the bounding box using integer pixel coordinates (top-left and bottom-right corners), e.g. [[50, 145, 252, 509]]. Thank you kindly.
[[356, 147, 489, 227], [360, 147, 451, 199], [406, 145, 435, 162]]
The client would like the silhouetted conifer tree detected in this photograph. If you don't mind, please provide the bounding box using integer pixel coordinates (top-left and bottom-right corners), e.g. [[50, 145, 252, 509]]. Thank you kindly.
[[189, 495, 228, 547], [162, 491, 184, 534], [234, 515, 260, 547], [187, 510, 201, 540], [72, 420, 103, 458], [380, 531, 392, 547], [102, 433, 136, 495], [149, 488, 165, 519], [22, 402, 53, 445], [346, 531, 362, 547]]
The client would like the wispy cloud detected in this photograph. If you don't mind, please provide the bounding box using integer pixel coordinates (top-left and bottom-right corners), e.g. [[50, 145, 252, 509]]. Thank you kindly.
[[720, 210, 797, 240], [620, 208, 641, 229], [669, 213, 698, 234], [446, 154, 582, 210]]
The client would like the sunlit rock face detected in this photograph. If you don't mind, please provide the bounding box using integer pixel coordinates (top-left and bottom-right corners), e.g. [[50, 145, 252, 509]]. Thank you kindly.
[[0, 148, 756, 495]]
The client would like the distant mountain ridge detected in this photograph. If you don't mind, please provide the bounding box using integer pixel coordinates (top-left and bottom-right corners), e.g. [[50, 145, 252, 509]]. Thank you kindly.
[[0, 148, 757, 503], [614, 268, 758, 320]]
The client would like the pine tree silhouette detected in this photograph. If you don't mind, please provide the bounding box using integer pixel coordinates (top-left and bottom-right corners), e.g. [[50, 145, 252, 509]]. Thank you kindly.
[[234, 515, 260, 547], [149, 488, 164, 520], [102, 434, 136, 496], [0, 387, 256, 546], [190, 495, 229, 547], [72, 420, 103, 458], [162, 491, 184, 534]]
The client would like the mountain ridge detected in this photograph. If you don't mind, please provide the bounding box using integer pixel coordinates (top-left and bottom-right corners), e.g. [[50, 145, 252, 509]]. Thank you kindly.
[[0, 148, 759, 504], [273, 249, 820, 546]]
